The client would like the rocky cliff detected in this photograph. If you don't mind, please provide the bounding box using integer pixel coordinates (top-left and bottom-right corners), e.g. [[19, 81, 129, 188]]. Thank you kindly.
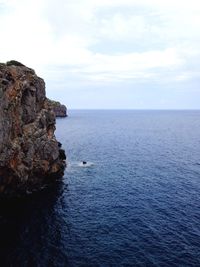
[[0, 60, 66, 197], [46, 99, 67, 117]]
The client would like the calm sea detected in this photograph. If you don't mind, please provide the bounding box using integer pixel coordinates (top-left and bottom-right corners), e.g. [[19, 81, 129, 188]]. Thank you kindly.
[[0, 110, 200, 266]]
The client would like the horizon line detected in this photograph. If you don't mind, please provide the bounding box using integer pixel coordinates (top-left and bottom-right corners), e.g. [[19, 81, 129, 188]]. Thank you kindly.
[[67, 108, 200, 111]]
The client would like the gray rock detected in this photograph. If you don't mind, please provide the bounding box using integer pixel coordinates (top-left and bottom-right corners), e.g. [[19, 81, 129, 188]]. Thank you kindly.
[[0, 61, 66, 196], [46, 99, 67, 117]]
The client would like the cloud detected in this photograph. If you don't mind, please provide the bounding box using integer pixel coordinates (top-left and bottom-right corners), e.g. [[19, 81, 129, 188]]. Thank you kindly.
[[0, 0, 200, 108], [75, 48, 183, 82]]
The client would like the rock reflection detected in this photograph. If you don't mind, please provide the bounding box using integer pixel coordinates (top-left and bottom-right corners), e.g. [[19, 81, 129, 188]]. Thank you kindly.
[[0, 181, 70, 266]]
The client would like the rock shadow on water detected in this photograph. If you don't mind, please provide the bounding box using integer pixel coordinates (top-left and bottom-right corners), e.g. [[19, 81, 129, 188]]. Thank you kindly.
[[0, 180, 71, 267]]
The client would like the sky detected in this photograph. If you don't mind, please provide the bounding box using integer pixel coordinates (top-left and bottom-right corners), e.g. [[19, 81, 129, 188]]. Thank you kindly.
[[0, 0, 200, 109]]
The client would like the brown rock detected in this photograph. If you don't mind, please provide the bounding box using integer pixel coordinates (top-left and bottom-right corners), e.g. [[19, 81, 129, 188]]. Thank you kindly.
[[45, 99, 67, 117], [0, 60, 66, 196]]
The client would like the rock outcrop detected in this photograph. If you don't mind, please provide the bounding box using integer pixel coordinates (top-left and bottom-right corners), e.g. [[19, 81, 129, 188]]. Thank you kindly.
[[0, 60, 66, 197], [46, 99, 67, 117]]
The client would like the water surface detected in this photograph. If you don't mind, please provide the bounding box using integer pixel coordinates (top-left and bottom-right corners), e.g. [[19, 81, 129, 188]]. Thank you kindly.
[[0, 110, 200, 266]]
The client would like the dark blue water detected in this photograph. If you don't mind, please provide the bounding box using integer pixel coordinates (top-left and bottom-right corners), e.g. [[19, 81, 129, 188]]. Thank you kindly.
[[0, 110, 200, 266]]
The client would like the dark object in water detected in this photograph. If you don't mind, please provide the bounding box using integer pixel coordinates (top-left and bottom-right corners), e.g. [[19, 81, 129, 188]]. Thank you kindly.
[[58, 142, 62, 148], [59, 149, 66, 160], [83, 161, 87, 165]]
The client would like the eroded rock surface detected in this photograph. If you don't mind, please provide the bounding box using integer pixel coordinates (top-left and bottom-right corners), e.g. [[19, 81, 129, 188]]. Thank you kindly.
[[0, 61, 66, 196], [46, 99, 67, 117]]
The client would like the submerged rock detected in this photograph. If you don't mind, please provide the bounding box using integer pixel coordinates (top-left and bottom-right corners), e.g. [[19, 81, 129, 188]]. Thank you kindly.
[[0, 60, 66, 196], [46, 99, 67, 117]]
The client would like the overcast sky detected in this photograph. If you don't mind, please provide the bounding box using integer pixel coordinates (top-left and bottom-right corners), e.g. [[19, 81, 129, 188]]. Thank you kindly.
[[0, 0, 200, 109]]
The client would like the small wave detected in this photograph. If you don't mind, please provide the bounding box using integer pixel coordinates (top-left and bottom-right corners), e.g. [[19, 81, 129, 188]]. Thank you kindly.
[[193, 162, 200, 166], [78, 161, 94, 167]]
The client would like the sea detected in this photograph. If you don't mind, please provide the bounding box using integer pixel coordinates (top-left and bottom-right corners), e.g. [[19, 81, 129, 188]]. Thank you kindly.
[[0, 110, 200, 266]]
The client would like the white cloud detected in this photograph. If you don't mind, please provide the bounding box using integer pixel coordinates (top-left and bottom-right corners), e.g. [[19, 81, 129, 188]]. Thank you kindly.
[[77, 48, 183, 82], [99, 14, 147, 40], [0, 0, 199, 86]]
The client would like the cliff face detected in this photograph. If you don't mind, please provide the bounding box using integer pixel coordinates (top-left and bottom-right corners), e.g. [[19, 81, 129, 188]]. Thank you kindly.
[[46, 99, 67, 117], [0, 61, 66, 196]]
